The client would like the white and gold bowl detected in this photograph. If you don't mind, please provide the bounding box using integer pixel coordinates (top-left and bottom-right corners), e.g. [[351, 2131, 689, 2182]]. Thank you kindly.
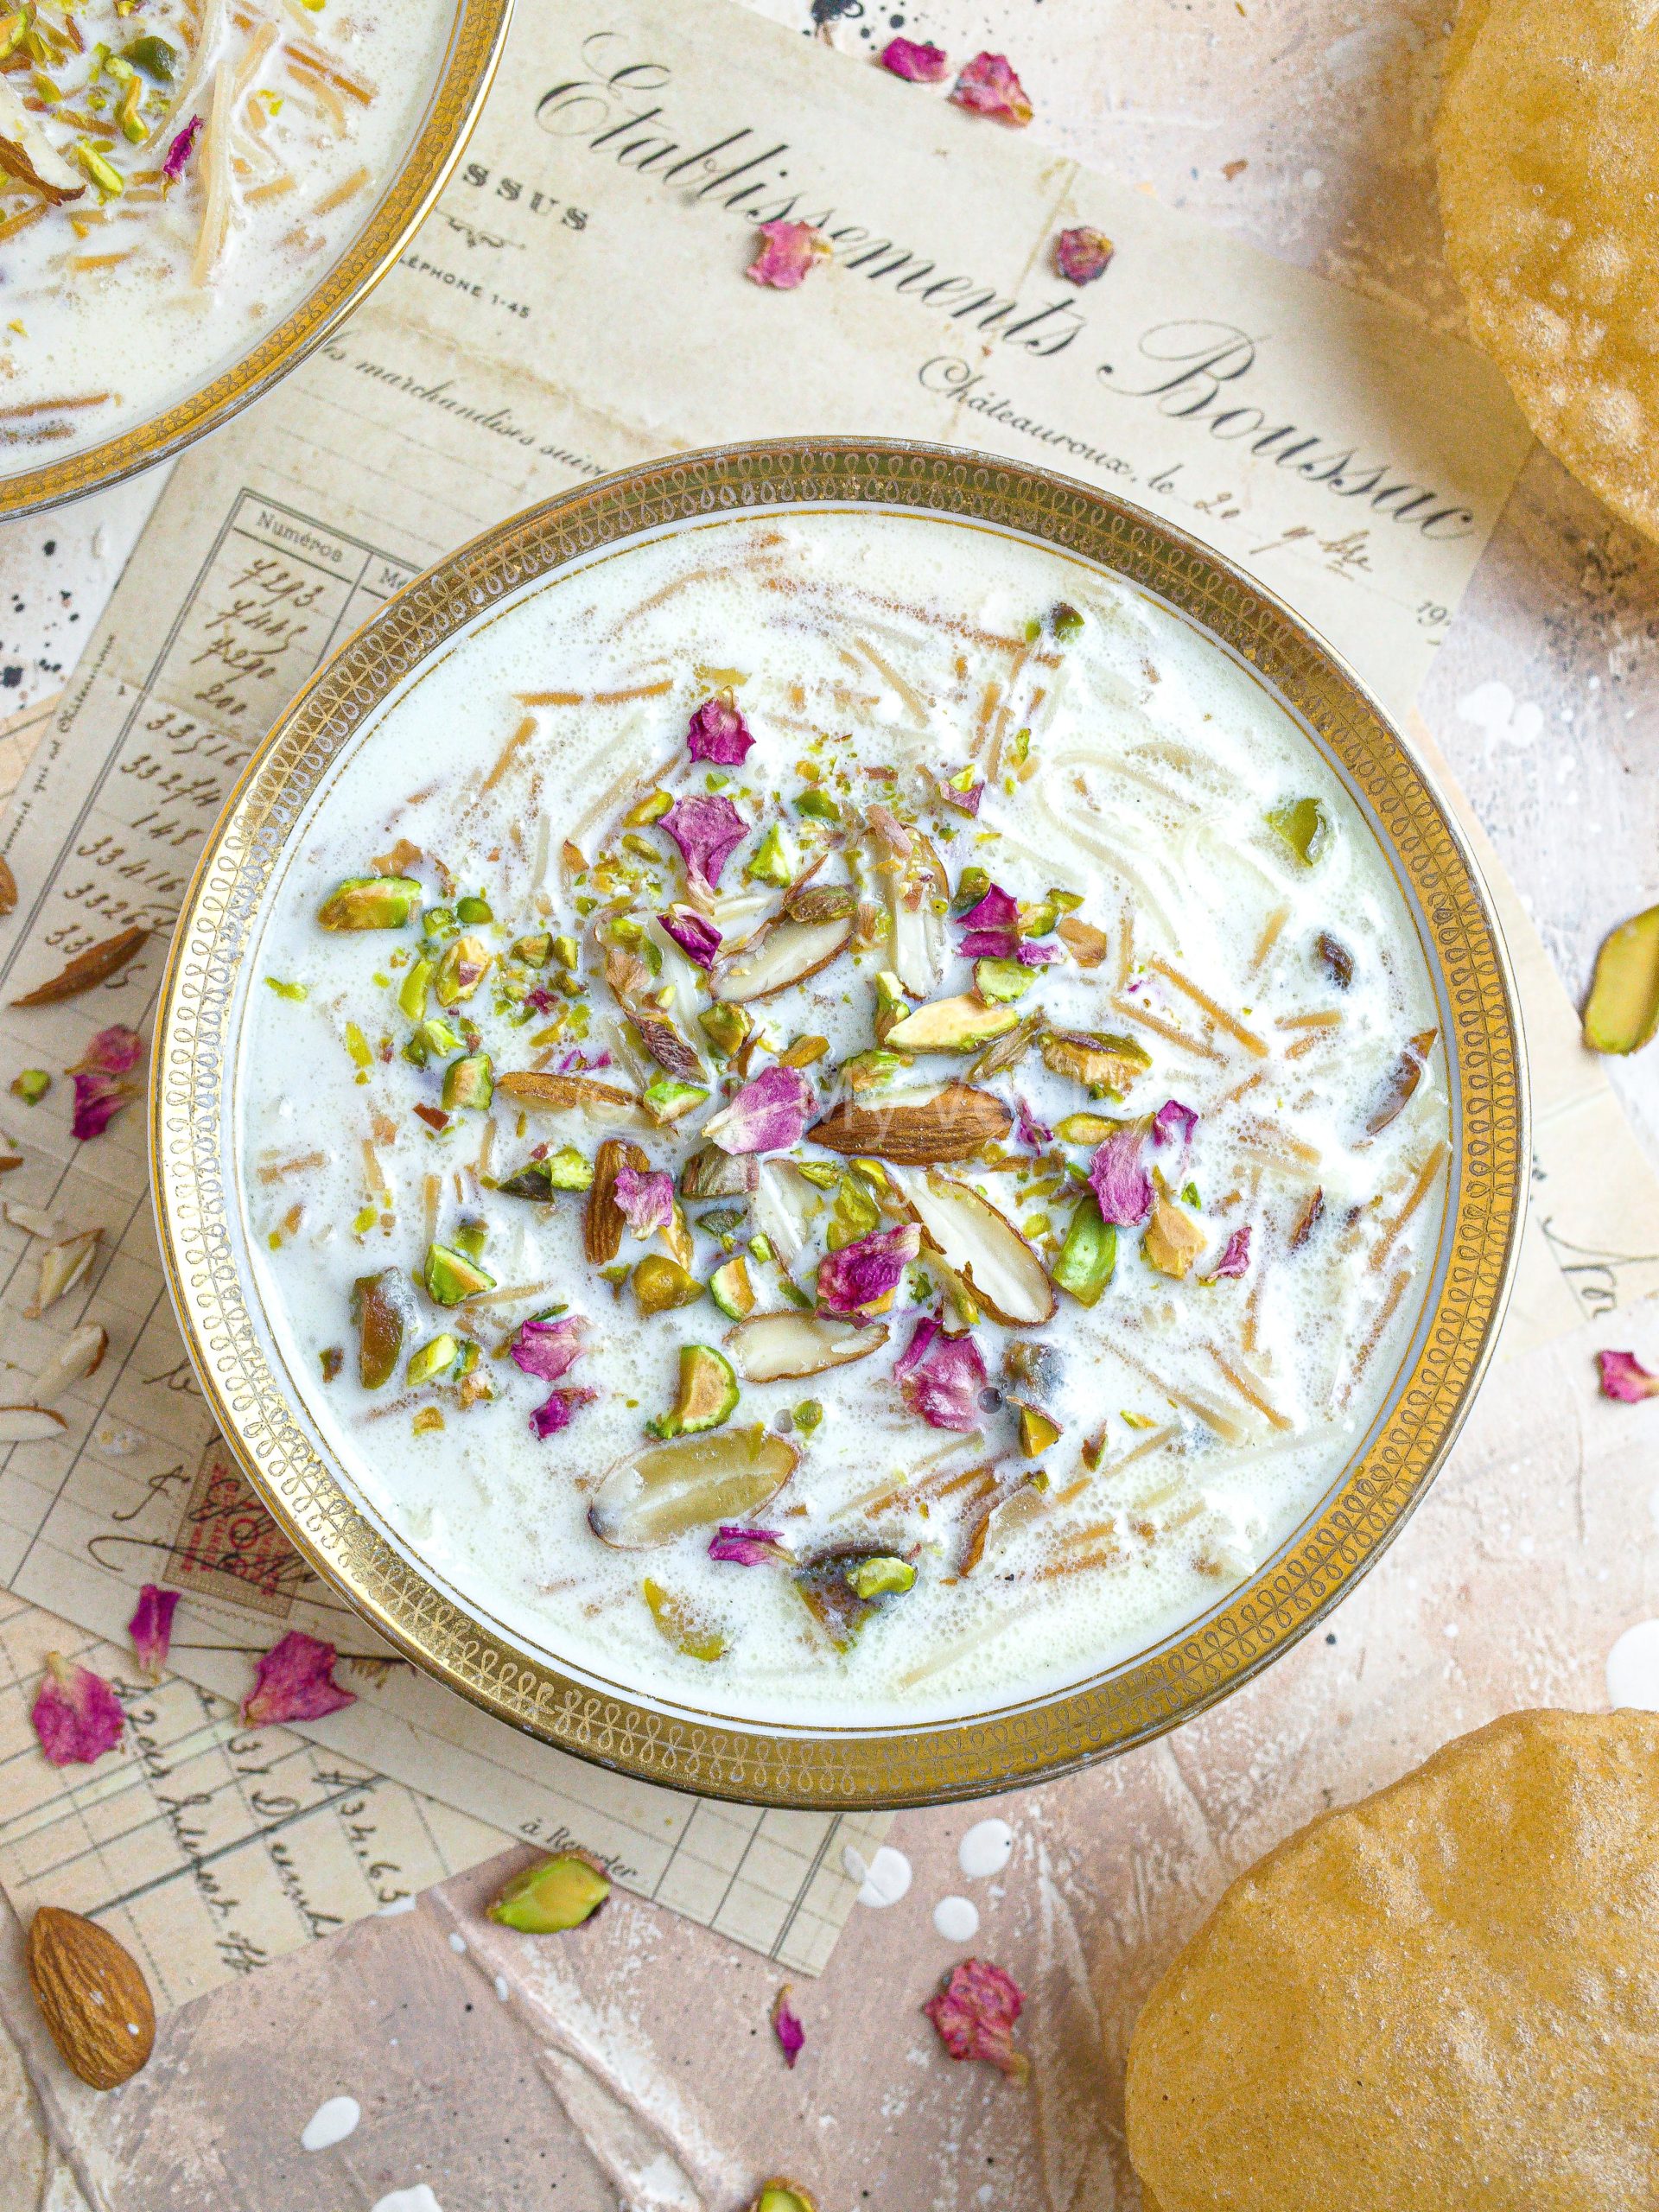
[[151, 438, 1528, 1808]]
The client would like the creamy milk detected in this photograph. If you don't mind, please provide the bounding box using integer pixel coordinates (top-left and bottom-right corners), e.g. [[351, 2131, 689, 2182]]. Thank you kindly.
[[240, 509, 1451, 1726], [0, 0, 453, 466]]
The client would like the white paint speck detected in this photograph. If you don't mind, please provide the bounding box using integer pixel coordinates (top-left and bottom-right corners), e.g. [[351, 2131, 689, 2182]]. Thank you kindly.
[[447, 1932, 467, 1954], [932, 1895, 980, 1942], [1456, 680, 1542, 747], [493, 1974, 509, 2003], [1607, 1619, 1659, 1709], [957, 1818, 1014, 1880], [855, 1845, 912, 1908], [377, 1895, 416, 1917], [301, 2096, 360, 2152], [371, 2191, 444, 2212]]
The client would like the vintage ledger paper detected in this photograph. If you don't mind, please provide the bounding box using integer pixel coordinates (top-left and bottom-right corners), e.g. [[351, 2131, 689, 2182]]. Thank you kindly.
[[0, 0, 1655, 2012]]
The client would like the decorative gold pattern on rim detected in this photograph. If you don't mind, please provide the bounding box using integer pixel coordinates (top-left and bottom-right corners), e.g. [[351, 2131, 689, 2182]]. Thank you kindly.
[[0, 0, 512, 520], [151, 440, 1528, 1808]]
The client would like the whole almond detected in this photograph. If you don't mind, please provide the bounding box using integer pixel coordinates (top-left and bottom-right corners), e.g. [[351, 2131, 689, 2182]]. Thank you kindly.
[[26, 1905, 155, 2088], [811, 1083, 1012, 1165], [584, 1137, 648, 1264]]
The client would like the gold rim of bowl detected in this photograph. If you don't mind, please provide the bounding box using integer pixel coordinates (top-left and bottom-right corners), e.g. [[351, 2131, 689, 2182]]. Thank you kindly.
[[0, 0, 513, 519], [150, 437, 1529, 1809]]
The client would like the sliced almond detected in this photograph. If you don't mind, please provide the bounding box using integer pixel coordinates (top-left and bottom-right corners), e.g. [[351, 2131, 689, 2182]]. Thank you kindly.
[[10, 926, 148, 1008], [712, 918, 853, 1003], [589, 1426, 798, 1548], [969, 1013, 1046, 1081], [727, 1313, 889, 1383], [584, 1137, 649, 1265], [0, 854, 15, 917], [892, 1167, 1056, 1326], [0, 1404, 67, 1442], [810, 1084, 1011, 1166], [751, 1160, 819, 1270], [784, 883, 855, 925], [680, 1144, 758, 1201], [960, 1474, 1048, 1575], [4, 1200, 60, 1238], [34, 1323, 108, 1407], [497, 1071, 649, 1127], [0, 79, 86, 205], [24, 1228, 99, 1319]]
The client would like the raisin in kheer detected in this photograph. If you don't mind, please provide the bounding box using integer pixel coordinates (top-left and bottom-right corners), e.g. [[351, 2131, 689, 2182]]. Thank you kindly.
[[242, 509, 1452, 1721], [1127, 1709, 1659, 2212]]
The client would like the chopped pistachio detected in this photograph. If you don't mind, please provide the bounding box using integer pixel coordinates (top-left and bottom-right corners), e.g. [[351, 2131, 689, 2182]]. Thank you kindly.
[[793, 1162, 841, 1191], [633, 1254, 704, 1317], [499, 1145, 593, 1198], [122, 32, 177, 76], [624, 789, 673, 826], [434, 933, 492, 1007], [344, 1021, 372, 1070], [1048, 887, 1084, 913], [747, 822, 795, 887], [265, 976, 308, 1002], [406, 1332, 460, 1386], [884, 995, 1022, 1055], [642, 1576, 726, 1661], [396, 957, 433, 1019], [643, 1075, 709, 1125], [1052, 1197, 1116, 1306], [647, 1344, 739, 1437], [423, 904, 456, 935], [698, 1002, 751, 1058], [318, 874, 422, 930], [794, 788, 841, 823], [793, 1398, 823, 1434], [1039, 1029, 1152, 1095], [749, 2183, 817, 2212], [1180, 1179, 1200, 1207], [454, 1216, 488, 1262], [351, 1204, 378, 1234], [455, 893, 493, 924], [845, 1554, 915, 1600], [955, 864, 992, 910], [320, 1345, 343, 1382], [507, 931, 550, 969], [1268, 796, 1330, 868], [403, 1014, 461, 1067], [1018, 1405, 1062, 1456], [827, 1174, 880, 1251], [412, 1407, 444, 1435], [1051, 601, 1085, 640], [351, 1271, 406, 1389], [779, 1033, 830, 1067], [488, 1852, 611, 1933], [74, 142, 124, 195], [442, 1052, 493, 1111], [872, 969, 909, 1041], [10, 1069, 49, 1104], [1055, 1111, 1118, 1146], [423, 1241, 494, 1304], [837, 1046, 912, 1095], [974, 957, 1037, 1003], [747, 1233, 775, 1265], [708, 1254, 756, 1319]]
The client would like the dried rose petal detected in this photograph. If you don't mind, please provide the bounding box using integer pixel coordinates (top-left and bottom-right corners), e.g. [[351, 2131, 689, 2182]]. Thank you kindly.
[[950, 52, 1033, 126], [1598, 1349, 1659, 1402], [894, 1319, 987, 1432], [880, 35, 949, 81], [1053, 226, 1114, 285], [613, 1166, 675, 1237], [531, 1386, 598, 1438], [127, 1584, 179, 1681], [1152, 1099, 1198, 1147], [959, 930, 1018, 960], [162, 114, 201, 183], [747, 220, 832, 291], [1089, 1127, 1152, 1226], [1211, 1226, 1251, 1279], [959, 885, 1020, 937], [1015, 940, 1061, 967], [817, 1224, 920, 1314], [1012, 1097, 1051, 1150], [659, 905, 721, 969], [524, 986, 558, 1016], [703, 1065, 813, 1155], [241, 1630, 355, 1727], [512, 1315, 588, 1383], [71, 1070, 136, 1141], [925, 1957, 1028, 2080], [940, 776, 982, 817], [31, 1653, 124, 1767], [69, 1025, 143, 1077], [662, 795, 747, 893], [686, 696, 753, 766], [772, 1986, 805, 2068], [710, 1526, 790, 1566]]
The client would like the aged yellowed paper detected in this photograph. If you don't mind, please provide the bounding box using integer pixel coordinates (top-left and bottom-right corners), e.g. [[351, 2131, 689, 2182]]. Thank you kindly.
[[0, 0, 1642, 2016]]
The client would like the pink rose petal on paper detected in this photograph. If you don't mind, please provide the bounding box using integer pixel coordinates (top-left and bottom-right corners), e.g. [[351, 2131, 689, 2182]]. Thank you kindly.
[[662, 794, 747, 893], [70, 1025, 143, 1077], [71, 1071, 136, 1141], [894, 1319, 986, 1432], [659, 905, 721, 970], [31, 1654, 124, 1767], [241, 1630, 355, 1727], [512, 1314, 588, 1383], [880, 35, 949, 82], [128, 1584, 179, 1682], [710, 1526, 790, 1566], [925, 1957, 1028, 2080], [1053, 226, 1114, 285], [1152, 1098, 1198, 1147], [162, 113, 201, 183], [950, 52, 1033, 126], [1089, 1127, 1152, 1227], [613, 1166, 675, 1237], [530, 1385, 598, 1439], [747, 219, 832, 291], [817, 1224, 920, 1315], [1211, 1225, 1251, 1280], [702, 1064, 813, 1155], [1598, 1349, 1659, 1403], [772, 1986, 805, 2068], [685, 696, 753, 766]]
